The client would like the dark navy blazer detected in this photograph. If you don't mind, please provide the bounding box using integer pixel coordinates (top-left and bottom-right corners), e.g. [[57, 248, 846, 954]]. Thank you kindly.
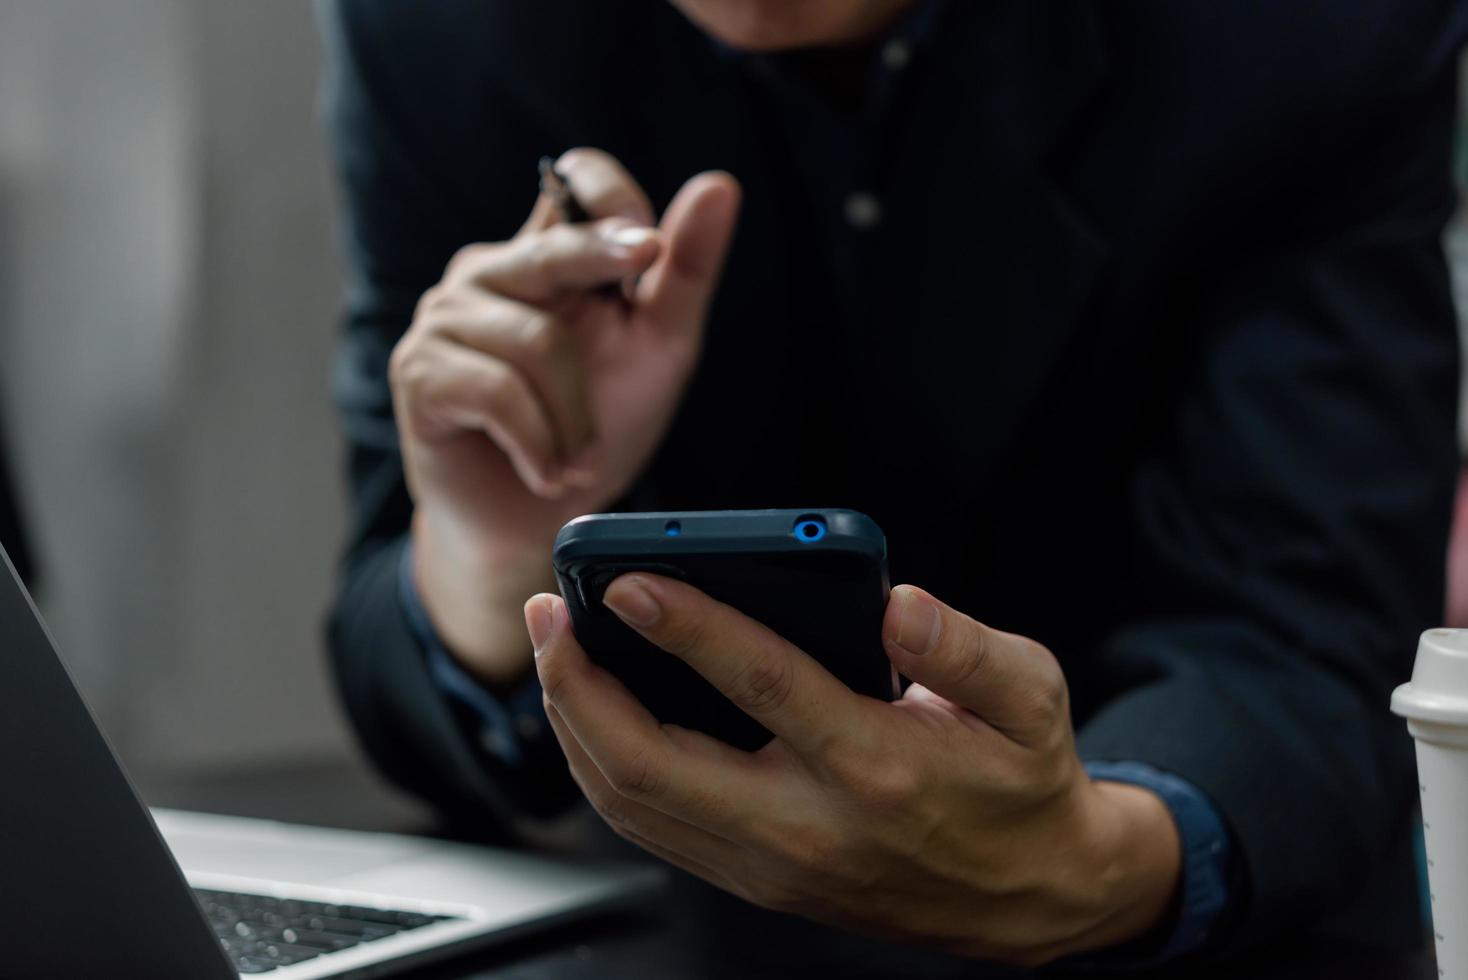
[[320, 0, 1466, 958]]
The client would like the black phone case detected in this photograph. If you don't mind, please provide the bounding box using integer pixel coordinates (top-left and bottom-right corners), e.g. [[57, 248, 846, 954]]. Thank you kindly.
[[553, 509, 897, 751]]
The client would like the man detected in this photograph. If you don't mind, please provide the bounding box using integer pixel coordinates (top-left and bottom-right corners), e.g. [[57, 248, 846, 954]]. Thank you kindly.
[[320, 0, 1465, 968]]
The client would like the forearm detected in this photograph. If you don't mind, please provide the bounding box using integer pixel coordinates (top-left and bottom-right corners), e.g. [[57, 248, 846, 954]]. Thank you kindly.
[[411, 507, 556, 688]]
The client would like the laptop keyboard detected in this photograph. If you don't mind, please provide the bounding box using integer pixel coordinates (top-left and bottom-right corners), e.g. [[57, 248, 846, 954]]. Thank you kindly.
[[195, 887, 460, 974]]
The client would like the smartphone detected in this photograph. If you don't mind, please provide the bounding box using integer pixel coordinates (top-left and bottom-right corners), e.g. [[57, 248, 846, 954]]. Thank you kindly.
[[553, 509, 897, 751]]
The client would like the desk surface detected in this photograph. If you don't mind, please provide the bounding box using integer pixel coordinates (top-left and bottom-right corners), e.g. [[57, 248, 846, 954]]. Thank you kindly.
[[140, 759, 1439, 980]]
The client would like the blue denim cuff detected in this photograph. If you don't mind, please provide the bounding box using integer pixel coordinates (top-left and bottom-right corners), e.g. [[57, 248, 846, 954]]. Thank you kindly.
[[397, 542, 548, 767], [1081, 760, 1233, 964]]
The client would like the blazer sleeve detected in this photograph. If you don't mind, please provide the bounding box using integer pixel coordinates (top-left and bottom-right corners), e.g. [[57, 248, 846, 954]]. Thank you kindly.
[[1076, 25, 1462, 954], [316, 0, 577, 829]]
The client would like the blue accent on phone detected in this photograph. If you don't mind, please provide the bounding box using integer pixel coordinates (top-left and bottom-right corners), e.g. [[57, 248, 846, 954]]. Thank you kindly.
[[792, 516, 826, 542]]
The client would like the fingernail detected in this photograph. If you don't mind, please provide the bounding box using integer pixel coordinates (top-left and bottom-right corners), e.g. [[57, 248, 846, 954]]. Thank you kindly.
[[525, 595, 558, 655], [603, 225, 655, 250], [602, 575, 661, 627], [892, 587, 942, 656]]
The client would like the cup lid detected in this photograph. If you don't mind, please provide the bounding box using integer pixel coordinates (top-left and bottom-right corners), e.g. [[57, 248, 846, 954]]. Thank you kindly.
[[1392, 628, 1468, 724]]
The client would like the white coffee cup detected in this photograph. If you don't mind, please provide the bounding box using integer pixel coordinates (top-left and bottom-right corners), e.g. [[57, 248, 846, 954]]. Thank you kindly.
[[1392, 628, 1468, 979]]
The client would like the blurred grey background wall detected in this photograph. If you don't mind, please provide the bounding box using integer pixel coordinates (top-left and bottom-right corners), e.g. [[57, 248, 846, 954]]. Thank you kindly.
[[0, 0, 355, 778]]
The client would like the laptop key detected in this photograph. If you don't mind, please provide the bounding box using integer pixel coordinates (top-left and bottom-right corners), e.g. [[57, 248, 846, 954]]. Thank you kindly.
[[194, 885, 460, 968], [233, 955, 279, 974], [277, 926, 362, 951], [301, 914, 401, 939], [250, 925, 344, 954], [259, 941, 330, 965]]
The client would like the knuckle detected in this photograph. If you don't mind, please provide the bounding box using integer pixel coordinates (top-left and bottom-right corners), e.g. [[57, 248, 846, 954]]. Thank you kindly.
[[517, 312, 564, 362], [812, 731, 861, 776], [1036, 658, 1068, 718], [412, 285, 445, 318], [386, 339, 411, 390], [776, 827, 843, 879], [387, 338, 428, 395], [444, 242, 486, 281], [520, 230, 577, 291], [658, 614, 709, 659], [608, 749, 662, 800], [850, 760, 922, 808], [812, 733, 887, 801], [946, 624, 990, 690], [475, 365, 517, 413], [521, 234, 556, 283], [1040, 748, 1079, 797], [1014, 646, 1069, 738], [537, 662, 567, 707], [729, 653, 794, 714]]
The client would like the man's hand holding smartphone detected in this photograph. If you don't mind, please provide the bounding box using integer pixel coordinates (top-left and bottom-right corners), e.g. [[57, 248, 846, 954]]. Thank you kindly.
[[387, 148, 740, 684], [528, 574, 1184, 966]]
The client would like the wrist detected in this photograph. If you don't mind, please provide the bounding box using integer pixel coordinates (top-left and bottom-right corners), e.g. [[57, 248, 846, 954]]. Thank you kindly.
[[411, 509, 556, 686], [1072, 779, 1183, 954]]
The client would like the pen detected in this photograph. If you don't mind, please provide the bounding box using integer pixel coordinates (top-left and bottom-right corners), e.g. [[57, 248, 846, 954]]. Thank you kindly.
[[538, 155, 633, 299], [538, 155, 593, 224]]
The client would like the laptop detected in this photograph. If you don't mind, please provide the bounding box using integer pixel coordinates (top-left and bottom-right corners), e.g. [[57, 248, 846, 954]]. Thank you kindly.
[[0, 545, 662, 978]]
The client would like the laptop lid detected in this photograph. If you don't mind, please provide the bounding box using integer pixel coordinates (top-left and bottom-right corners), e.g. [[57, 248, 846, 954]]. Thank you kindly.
[[0, 545, 235, 979]]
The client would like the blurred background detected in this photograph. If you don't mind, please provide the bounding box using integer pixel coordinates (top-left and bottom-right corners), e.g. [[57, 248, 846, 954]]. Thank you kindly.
[[1, 1, 1467, 793], [0, 0, 352, 784]]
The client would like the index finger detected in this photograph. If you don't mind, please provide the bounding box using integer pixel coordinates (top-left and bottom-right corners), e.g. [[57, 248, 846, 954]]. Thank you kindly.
[[554, 148, 656, 224], [519, 148, 655, 238], [452, 220, 659, 303], [601, 574, 867, 757], [530, 594, 764, 834]]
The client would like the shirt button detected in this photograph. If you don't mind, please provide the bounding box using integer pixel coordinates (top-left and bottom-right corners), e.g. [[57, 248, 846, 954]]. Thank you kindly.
[[881, 39, 911, 71], [844, 192, 883, 229]]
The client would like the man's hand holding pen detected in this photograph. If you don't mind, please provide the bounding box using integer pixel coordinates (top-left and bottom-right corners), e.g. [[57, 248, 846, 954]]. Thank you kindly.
[[390, 149, 741, 684]]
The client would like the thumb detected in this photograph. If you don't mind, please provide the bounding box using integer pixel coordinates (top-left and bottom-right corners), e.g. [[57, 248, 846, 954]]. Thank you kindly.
[[882, 585, 1069, 747], [636, 171, 741, 328]]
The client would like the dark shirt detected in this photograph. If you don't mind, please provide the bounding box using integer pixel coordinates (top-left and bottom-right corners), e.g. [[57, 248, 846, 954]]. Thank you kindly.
[[320, 0, 1466, 962]]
